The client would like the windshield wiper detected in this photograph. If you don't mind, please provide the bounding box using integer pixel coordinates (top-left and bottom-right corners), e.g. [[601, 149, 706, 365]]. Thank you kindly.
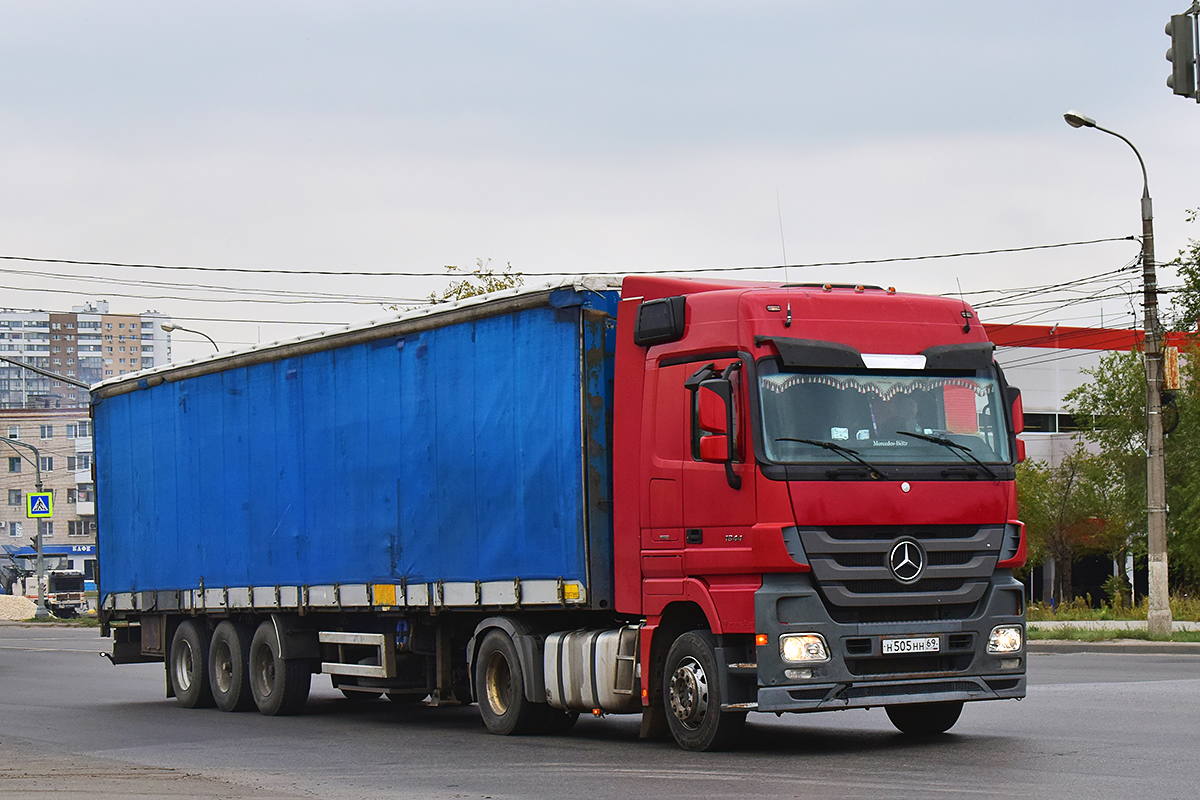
[[894, 431, 999, 479], [775, 438, 890, 480]]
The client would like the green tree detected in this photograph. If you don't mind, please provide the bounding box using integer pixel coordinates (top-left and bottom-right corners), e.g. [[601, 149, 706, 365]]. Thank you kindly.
[[1167, 208, 1200, 332], [1016, 449, 1109, 603], [428, 258, 523, 304], [1065, 345, 1200, 592]]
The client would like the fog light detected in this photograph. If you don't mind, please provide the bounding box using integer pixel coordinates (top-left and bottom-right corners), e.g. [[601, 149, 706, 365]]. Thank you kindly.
[[987, 625, 1023, 654], [780, 633, 830, 663], [999, 658, 1021, 670], [784, 668, 813, 680]]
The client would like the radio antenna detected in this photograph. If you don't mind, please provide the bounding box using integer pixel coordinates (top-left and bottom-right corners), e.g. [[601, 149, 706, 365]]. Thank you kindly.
[[777, 189, 792, 327]]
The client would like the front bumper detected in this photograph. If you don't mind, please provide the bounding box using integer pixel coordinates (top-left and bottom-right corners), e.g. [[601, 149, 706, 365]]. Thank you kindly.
[[755, 572, 1027, 713]]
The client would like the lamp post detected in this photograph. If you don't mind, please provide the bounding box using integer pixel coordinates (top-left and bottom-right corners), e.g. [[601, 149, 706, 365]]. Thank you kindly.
[[160, 322, 219, 351], [1064, 111, 1172, 637], [2, 438, 52, 619]]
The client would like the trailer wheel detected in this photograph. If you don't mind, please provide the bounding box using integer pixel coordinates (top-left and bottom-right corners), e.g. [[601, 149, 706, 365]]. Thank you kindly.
[[209, 621, 255, 712], [169, 620, 215, 708], [885, 701, 964, 735], [663, 630, 745, 751], [249, 620, 311, 716], [475, 630, 546, 735]]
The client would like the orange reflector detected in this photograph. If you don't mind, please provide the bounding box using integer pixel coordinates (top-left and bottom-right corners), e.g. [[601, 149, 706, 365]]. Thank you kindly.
[[641, 688, 648, 699], [755, 633, 769, 647], [592, 709, 602, 717]]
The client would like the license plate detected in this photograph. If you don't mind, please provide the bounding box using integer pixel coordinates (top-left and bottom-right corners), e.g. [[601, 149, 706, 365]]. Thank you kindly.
[[882, 636, 940, 654]]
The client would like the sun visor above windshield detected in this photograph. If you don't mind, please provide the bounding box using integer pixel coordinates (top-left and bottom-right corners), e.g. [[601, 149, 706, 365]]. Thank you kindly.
[[920, 342, 996, 371], [755, 336, 866, 369]]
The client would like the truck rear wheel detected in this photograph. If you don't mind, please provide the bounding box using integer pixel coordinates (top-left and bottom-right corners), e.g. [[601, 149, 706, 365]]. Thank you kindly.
[[663, 630, 745, 751], [209, 621, 255, 712], [170, 620, 215, 708], [885, 701, 964, 735], [249, 620, 311, 716], [475, 630, 546, 735]]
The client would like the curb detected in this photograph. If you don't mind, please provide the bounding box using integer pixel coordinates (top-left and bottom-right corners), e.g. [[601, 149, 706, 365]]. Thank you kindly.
[[1029, 639, 1200, 655]]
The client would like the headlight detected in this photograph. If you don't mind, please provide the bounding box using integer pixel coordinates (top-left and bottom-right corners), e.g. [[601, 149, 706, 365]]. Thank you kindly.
[[987, 625, 1023, 654], [780, 633, 830, 663]]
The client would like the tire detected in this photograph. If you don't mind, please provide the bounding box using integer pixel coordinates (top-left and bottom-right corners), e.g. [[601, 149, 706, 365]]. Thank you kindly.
[[209, 621, 255, 712], [475, 630, 546, 735], [663, 630, 746, 751], [249, 620, 311, 716], [885, 701, 964, 735], [170, 620, 216, 708]]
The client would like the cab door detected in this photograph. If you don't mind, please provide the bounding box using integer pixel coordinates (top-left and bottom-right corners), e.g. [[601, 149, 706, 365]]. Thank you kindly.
[[680, 359, 756, 574]]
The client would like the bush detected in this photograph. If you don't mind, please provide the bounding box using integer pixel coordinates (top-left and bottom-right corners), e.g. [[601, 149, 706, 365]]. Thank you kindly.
[[1026, 592, 1200, 622]]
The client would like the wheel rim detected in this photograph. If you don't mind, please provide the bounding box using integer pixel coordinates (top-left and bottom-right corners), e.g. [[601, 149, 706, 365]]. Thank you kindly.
[[668, 655, 709, 730], [253, 643, 276, 699], [484, 651, 512, 715], [173, 638, 195, 693], [213, 639, 234, 695]]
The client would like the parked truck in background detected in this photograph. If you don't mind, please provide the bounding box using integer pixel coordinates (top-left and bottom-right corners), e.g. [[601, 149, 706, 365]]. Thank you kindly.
[[95, 275, 1027, 751], [14, 569, 88, 618]]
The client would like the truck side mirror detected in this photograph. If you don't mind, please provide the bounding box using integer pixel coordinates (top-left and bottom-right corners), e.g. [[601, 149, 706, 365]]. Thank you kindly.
[[697, 383, 728, 436], [1006, 386, 1025, 463], [696, 378, 742, 490], [1006, 386, 1024, 435]]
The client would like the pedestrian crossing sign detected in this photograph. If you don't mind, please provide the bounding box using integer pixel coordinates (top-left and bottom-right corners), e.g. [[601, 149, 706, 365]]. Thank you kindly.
[[26, 492, 52, 518]]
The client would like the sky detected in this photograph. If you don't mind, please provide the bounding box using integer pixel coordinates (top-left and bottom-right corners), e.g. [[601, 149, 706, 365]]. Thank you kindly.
[[1, 1, 1198, 362]]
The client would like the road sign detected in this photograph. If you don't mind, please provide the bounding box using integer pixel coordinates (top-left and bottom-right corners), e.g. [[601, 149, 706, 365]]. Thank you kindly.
[[26, 492, 53, 518]]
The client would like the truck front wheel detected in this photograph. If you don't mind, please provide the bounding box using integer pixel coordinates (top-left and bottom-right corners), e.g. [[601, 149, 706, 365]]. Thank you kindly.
[[475, 630, 546, 735], [249, 620, 311, 716], [209, 621, 255, 712], [663, 630, 746, 751], [169, 620, 215, 708], [885, 701, 964, 735]]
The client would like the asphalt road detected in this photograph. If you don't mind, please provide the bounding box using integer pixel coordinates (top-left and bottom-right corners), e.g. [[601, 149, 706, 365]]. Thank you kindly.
[[1, 622, 1196, 799]]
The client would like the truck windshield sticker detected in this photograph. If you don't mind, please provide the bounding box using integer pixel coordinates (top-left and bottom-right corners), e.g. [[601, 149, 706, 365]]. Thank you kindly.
[[759, 371, 1010, 465]]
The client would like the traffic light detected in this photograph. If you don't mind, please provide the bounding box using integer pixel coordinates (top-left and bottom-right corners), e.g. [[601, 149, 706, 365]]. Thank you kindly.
[[1166, 14, 1197, 99]]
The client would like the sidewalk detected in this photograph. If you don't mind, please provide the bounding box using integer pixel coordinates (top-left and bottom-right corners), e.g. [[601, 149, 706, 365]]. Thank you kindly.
[[1027, 619, 1200, 655], [1029, 619, 1200, 631]]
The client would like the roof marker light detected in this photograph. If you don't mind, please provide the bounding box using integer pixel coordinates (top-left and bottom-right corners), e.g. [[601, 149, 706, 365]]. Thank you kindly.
[[822, 284, 833, 292]]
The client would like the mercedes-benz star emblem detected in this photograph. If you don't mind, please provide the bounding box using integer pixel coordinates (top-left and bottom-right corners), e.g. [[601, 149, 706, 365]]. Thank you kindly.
[[888, 538, 926, 584]]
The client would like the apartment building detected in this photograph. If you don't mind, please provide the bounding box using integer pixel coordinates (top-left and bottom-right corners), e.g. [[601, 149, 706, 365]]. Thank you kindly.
[[0, 301, 172, 409], [2, 407, 98, 582]]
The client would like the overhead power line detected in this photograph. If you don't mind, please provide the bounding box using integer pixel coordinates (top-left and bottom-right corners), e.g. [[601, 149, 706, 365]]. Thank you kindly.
[[0, 235, 1137, 277]]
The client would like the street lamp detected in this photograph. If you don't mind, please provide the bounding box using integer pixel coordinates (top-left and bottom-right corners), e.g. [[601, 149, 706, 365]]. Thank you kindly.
[[160, 322, 219, 351], [1063, 110, 1172, 637]]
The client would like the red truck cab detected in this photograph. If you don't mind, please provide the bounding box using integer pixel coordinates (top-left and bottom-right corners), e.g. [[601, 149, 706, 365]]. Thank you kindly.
[[613, 276, 1026, 749]]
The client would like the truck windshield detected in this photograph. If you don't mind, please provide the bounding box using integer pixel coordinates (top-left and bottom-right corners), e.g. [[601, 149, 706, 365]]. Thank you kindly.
[[759, 368, 1011, 465]]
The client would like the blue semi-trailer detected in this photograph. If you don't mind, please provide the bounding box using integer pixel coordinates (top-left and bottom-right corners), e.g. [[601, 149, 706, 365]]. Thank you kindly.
[[96, 276, 1027, 751]]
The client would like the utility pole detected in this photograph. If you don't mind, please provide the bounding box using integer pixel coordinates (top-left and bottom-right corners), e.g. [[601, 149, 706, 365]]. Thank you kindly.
[[1063, 112, 1172, 637]]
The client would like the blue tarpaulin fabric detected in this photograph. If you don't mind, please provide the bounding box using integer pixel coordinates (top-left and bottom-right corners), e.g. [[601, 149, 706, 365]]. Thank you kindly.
[[97, 298, 612, 594]]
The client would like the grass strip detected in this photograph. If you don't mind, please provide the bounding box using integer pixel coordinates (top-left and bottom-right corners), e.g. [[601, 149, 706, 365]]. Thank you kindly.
[[1027, 626, 1200, 643]]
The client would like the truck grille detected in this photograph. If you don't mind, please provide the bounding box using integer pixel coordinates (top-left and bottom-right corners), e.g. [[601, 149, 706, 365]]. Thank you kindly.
[[797, 525, 1003, 620]]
